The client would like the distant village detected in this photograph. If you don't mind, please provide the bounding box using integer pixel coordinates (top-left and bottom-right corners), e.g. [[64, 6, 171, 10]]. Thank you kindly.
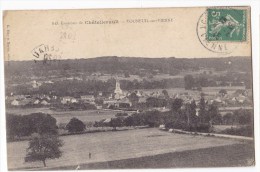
[[5, 76, 253, 115]]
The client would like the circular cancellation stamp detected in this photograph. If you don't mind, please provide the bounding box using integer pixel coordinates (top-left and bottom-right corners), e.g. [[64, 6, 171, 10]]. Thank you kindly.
[[197, 7, 248, 54], [31, 44, 62, 64]]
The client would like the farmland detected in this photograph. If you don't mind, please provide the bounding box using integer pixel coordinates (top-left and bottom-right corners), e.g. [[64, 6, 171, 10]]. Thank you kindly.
[[139, 86, 248, 97], [7, 128, 253, 170], [6, 108, 120, 124]]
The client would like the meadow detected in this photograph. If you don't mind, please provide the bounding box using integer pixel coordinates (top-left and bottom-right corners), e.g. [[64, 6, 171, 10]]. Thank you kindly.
[[7, 128, 252, 170], [6, 108, 120, 124]]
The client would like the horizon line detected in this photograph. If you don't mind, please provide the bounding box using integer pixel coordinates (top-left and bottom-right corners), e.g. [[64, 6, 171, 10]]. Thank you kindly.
[[4, 55, 251, 62]]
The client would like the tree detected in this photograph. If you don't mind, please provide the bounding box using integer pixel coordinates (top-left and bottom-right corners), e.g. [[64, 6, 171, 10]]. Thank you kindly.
[[184, 101, 198, 129], [66, 118, 86, 133], [124, 72, 130, 78], [6, 113, 58, 140], [219, 89, 227, 96], [128, 92, 139, 107], [6, 114, 31, 140], [144, 110, 162, 127], [94, 98, 104, 105], [162, 90, 169, 99], [27, 113, 58, 135], [171, 98, 183, 112], [25, 134, 63, 167], [234, 109, 253, 125], [146, 97, 167, 108], [207, 104, 220, 125], [198, 96, 207, 123], [110, 117, 124, 130], [163, 113, 175, 128], [223, 113, 235, 125], [184, 75, 194, 90], [124, 116, 134, 127], [131, 113, 145, 126], [85, 122, 94, 130]]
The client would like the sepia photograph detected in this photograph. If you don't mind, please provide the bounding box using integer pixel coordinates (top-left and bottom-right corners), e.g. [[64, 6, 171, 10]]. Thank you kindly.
[[2, 5, 257, 171]]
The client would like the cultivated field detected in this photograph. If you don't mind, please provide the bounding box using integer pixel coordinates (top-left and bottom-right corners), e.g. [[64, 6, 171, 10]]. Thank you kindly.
[[7, 128, 252, 170], [139, 86, 247, 96], [6, 108, 119, 124]]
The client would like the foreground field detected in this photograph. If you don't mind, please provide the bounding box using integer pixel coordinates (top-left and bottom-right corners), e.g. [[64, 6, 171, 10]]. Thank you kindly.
[[52, 144, 254, 170], [7, 128, 253, 170]]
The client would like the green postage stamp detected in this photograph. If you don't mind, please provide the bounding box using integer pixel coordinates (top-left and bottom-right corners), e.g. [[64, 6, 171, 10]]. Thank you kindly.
[[207, 8, 247, 42]]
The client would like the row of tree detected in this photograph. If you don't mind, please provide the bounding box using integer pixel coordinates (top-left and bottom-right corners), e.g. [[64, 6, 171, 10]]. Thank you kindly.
[[184, 72, 252, 90], [94, 98, 252, 132]]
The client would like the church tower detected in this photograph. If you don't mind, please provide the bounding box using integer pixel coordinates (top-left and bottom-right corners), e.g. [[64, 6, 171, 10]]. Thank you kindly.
[[114, 79, 123, 99]]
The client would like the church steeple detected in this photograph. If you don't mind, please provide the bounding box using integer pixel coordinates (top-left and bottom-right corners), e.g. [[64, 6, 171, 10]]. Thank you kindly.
[[114, 79, 123, 99], [114, 79, 123, 94]]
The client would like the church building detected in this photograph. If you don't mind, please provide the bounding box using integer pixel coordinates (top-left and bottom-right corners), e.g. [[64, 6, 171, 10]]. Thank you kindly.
[[114, 80, 125, 100]]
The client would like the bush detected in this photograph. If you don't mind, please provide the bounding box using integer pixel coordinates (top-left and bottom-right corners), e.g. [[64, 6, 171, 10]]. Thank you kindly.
[[165, 121, 211, 133], [220, 126, 253, 137], [143, 110, 162, 127], [66, 118, 86, 133], [189, 123, 211, 133], [124, 116, 134, 127], [173, 122, 186, 130], [110, 117, 124, 130]]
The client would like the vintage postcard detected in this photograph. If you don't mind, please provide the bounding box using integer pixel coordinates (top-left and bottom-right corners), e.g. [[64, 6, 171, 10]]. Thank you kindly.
[[3, 7, 254, 170]]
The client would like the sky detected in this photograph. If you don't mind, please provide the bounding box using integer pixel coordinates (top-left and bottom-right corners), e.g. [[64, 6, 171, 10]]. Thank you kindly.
[[3, 7, 251, 61]]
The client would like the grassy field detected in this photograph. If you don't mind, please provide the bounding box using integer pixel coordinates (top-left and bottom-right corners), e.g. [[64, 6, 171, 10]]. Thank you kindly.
[[7, 128, 253, 170], [6, 108, 119, 124], [140, 86, 247, 97], [51, 143, 254, 170]]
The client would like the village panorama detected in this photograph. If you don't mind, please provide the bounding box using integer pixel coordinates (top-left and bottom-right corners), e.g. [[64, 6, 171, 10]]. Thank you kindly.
[[5, 56, 254, 170]]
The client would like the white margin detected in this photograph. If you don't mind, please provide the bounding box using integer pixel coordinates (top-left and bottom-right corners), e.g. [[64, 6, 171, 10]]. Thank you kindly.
[[0, 1, 259, 172]]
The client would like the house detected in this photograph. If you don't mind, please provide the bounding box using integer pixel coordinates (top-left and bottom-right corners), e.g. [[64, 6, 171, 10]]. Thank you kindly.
[[96, 105, 102, 110], [33, 99, 40, 105], [214, 97, 222, 103], [138, 97, 147, 103], [45, 80, 54, 84], [116, 97, 132, 107], [11, 99, 32, 106], [103, 118, 111, 123], [61, 97, 78, 104], [159, 124, 165, 130], [237, 95, 246, 104], [81, 95, 95, 102], [155, 107, 170, 112], [11, 99, 20, 106], [41, 100, 50, 105], [74, 77, 83, 81], [32, 80, 42, 88], [20, 99, 33, 106], [136, 90, 143, 97], [45, 96, 51, 100]]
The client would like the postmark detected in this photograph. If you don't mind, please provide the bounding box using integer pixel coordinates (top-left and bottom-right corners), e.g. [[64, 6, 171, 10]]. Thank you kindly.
[[31, 44, 62, 64], [196, 7, 249, 54], [207, 8, 247, 42]]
